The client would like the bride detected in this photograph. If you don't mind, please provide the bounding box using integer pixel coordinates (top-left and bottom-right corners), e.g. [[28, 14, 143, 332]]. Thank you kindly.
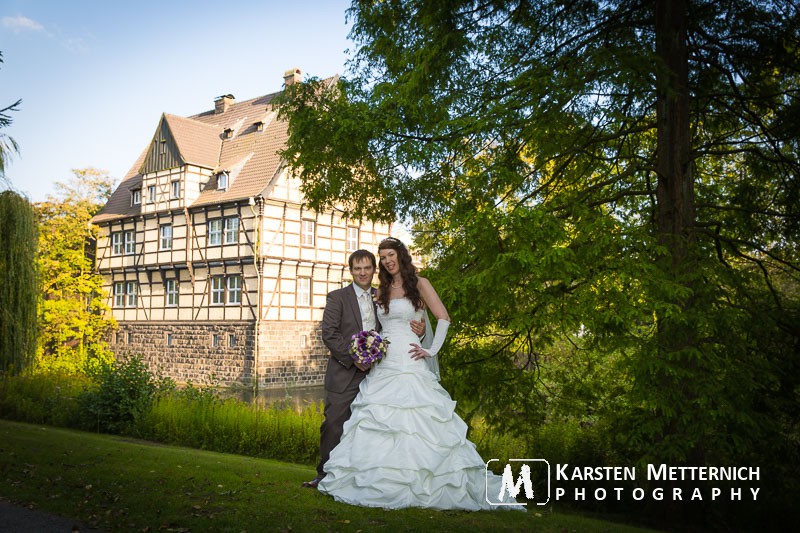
[[318, 237, 521, 510]]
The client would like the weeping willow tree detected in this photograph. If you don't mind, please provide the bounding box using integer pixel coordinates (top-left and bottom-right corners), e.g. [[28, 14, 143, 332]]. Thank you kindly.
[[0, 190, 38, 375]]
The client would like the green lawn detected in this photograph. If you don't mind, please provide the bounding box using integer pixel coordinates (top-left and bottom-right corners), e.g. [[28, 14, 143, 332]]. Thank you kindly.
[[0, 419, 660, 532]]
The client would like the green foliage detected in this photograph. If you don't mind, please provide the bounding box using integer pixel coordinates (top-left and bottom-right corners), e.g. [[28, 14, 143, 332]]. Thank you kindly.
[[138, 393, 324, 464], [76, 354, 175, 434], [0, 371, 89, 426], [279, 1, 800, 525], [34, 168, 117, 373], [0, 190, 38, 375], [0, 51, 21, 182]]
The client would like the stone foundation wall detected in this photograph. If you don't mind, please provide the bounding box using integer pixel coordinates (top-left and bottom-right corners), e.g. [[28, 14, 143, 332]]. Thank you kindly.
[[111, 320, 329, 389], [257, 321, 328, 388]]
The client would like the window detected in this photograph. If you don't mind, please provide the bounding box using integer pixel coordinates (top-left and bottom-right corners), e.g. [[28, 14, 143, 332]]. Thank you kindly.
[[165, 279, 178, 307], [131, 189, 141, 206], [297, 277, 311, 306], [114, 282, 125, 307], [114, 281, 138, 307], [167, 333, 173, 346], [224, 217, 239, 244], [213, 334, 220, 347], [301, 219, 315, 246], [124, 231, 135, 255], [148, 185, 156, 203], [160, 224, 173, 250], [228, 334, 236, 347], [111, 231, 135, 255], [211, 275, 242, 305], [171, 180, 180, 199], [227, 275, 242, 304], [126, 281, 137, 307], [112, 232, 123, 255], [211, 276, 225, 304], [217, 172, 228, 190], [346, 227, 359, 251], [208, 219, 222, 246]]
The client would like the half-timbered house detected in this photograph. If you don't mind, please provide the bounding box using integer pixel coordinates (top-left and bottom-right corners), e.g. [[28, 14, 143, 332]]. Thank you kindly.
[[91, 68, 392, 388]]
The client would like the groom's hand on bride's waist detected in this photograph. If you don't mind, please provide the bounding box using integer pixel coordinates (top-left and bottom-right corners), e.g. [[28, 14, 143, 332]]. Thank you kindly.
[[410, 319, 425, 338]]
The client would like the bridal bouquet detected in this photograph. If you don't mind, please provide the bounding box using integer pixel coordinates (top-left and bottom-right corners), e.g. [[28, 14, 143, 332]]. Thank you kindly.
[[349, 330, 390, 365]]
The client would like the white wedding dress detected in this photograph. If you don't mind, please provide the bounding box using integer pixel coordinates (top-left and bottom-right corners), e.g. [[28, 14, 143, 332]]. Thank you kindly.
[[318, 297, 521, 510]]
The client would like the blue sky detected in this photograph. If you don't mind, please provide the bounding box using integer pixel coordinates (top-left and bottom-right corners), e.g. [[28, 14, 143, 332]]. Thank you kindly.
[[1, 0, 354, 202]]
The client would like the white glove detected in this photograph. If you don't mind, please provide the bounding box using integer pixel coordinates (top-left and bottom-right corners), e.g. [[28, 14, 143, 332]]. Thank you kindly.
[[423, 319, 450, 357]]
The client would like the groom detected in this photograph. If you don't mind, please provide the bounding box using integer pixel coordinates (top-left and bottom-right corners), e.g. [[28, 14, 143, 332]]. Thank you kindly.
[[303, 249, 423, 488]]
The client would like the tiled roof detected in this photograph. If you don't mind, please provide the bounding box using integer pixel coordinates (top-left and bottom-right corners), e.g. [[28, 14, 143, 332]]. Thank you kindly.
[[163, 114, 221, 169], [92, 87, 293, 223]]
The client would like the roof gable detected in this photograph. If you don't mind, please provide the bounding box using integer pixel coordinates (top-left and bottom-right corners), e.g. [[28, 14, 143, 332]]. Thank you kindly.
[[139, 114, 221, 174]]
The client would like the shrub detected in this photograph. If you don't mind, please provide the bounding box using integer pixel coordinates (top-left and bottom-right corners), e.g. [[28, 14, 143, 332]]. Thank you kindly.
[[76, 354, 174, 434]]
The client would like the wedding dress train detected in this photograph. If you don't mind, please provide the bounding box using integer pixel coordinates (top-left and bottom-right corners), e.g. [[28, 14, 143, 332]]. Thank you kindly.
[[318, 297, 521, 511]]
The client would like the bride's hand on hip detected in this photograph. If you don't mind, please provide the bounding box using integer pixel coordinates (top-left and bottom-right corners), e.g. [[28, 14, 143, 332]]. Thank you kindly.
[[408, 343, 430, 360]]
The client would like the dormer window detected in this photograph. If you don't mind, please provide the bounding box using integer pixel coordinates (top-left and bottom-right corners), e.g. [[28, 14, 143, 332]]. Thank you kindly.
[[131, 189, 141, 206], [217, 172, 228, 190], [224, 128, 233, 139], [255, 121, 264, 132]]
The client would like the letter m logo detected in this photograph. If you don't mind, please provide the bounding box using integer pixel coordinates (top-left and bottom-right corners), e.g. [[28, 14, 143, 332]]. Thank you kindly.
[[485, 459, 550, 506]]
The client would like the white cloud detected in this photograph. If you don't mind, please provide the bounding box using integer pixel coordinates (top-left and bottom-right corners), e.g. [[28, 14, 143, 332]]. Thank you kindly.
[[2, 15, 45, 34]]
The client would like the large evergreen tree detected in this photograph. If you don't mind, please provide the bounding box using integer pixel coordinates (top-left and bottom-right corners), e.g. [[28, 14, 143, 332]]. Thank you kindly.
[[279, 1, 799, 522]]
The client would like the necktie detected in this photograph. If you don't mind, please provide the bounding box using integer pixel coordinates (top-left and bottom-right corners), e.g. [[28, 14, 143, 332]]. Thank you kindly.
[[359, 291, 374, 330]]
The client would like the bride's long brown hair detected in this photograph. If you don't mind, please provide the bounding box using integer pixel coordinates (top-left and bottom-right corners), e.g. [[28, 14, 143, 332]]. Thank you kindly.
[[376, 237, 424, 312]]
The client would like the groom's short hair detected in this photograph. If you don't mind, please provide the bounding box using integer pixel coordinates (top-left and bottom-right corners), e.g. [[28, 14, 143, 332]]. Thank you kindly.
[[348, 249, 376, 269]]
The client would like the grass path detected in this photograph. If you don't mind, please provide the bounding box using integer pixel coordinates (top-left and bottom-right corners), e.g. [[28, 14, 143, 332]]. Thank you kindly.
[[0, 419, 659, 532]]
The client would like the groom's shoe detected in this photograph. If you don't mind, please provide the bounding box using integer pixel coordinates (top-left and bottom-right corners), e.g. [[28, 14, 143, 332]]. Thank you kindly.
[[301, 475, 325, 488]]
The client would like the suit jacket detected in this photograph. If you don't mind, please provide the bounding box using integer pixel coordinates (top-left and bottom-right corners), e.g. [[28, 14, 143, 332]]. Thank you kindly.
[[321, 284, 378, 393]]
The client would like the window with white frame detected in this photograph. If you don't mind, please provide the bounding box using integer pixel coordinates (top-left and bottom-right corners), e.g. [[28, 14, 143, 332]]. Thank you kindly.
[[165, 279, 178, 307], [113, 231, 135, 255], [124, 230, 135, 255], [211, 276, 225, 304], [346, 227, 359, 251], [171, 180, 180, 199], [160, 224, 172, 250], [297, 277, 311, 306], [301, 219, 315, 246], [148, 185, 156, 203], [112, 232, 123, 255], [227, 275, 242, 304], [131, 189, 141, 206], [126, 281, 137, 307], [208, 219, 222, 246], [114, 282, 125, 307], [224, 216, 239, 244], [210, 274, 242, 305], [217, 172, 228, 190]]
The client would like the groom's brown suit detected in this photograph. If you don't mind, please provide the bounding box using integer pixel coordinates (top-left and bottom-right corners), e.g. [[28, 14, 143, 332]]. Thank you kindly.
[[316, 283, 378, 478]]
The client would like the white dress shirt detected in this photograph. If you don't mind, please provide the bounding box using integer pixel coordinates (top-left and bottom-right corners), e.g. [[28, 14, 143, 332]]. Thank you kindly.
[[353, 284, 376, 331]]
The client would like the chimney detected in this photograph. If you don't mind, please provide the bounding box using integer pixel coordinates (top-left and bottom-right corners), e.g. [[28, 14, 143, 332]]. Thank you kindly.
[[283, 67, 302, 87], [214, 94, 235, 114]]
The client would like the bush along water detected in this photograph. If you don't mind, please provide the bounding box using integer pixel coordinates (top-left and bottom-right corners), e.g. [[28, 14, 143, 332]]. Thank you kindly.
[[76, 354, 175, 434]]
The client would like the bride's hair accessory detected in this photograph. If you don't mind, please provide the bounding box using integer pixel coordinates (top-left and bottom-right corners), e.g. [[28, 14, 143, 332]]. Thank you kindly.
[[350, 330, 390, 365]]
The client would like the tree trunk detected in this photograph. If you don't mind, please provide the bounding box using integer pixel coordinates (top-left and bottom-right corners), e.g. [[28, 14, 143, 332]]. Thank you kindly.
[[655, 0, 694, 259]]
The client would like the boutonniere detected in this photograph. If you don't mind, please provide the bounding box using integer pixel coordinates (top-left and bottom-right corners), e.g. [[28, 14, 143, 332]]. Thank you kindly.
[[370, 287, 378, 302]]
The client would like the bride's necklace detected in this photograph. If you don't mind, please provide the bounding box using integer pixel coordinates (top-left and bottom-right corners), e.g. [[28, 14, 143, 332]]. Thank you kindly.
[[390, 279, 402, 289]]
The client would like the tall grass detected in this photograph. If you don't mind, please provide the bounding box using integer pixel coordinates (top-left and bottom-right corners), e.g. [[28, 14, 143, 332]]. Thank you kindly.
[[0, 370, 90, 426], [137, 392, 323, 464]]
